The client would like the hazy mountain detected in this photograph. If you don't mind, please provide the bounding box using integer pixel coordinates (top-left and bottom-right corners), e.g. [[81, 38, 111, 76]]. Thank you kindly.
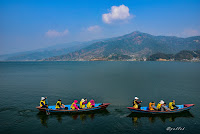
[[1, 40, 101, 61], [45, 31, 200, 61]]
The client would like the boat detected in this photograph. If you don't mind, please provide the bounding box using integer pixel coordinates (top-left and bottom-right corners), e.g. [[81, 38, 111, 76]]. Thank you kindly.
[[36, 103, 110, 113], [127, 104, 194, 114]]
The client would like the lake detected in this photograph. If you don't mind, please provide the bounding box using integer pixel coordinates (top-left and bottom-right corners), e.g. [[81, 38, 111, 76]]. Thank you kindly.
[[0, 61, 199, 134]]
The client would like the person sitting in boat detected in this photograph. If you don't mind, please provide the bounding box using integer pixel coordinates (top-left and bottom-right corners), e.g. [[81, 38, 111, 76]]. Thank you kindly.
[[169, 100, 178, 110], [55, 99, 65, 109], [161, 103, 171, 111], [133, 97, 142, 109], [149, 101, 158, 110], [157, 100, 164, 111], [71, 100, 80, 110], [40, 97, 48, 108], [87, 99, 95, 108], [80, 98, 87, 109]]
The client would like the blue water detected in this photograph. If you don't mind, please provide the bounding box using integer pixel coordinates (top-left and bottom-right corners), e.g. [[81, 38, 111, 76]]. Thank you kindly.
[[0, 61, 199, 134]]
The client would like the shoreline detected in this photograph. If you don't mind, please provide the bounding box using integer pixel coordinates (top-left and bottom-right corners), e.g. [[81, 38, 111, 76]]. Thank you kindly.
[[0, 60, 199, 62]]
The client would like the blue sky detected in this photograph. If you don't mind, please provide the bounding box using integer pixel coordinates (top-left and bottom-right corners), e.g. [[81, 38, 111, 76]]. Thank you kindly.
[[0, 0, 200, 55]]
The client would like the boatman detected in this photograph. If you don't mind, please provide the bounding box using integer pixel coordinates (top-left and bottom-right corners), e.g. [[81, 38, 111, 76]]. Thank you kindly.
[[169, 100, 178, 110], [133, 97, 142, 109], [40, 97, 48, 108]]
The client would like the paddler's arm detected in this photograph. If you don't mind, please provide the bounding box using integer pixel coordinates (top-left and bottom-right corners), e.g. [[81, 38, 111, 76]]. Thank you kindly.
[[41, 102, 45, 106], [83, 101, 87, 105], [73, 104, 80, 110]]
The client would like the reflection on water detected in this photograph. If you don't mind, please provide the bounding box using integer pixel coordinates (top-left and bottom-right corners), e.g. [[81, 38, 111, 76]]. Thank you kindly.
[[37, 113, 49, 127], [36, 109, 109, 127], [127, 111, 194, 126]]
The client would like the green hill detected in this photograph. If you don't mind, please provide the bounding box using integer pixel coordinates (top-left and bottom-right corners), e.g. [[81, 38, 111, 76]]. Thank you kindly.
[[147, 50, 200, 61], [45, 31, 200, 61]]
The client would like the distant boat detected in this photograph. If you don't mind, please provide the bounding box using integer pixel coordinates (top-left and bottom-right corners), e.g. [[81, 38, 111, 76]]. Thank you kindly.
[[127, 104, 194, 114], [36, 103, 110, 113]]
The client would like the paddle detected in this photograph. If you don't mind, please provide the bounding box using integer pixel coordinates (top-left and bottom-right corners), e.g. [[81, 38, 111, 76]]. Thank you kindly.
[[45, 97, 50, 115]]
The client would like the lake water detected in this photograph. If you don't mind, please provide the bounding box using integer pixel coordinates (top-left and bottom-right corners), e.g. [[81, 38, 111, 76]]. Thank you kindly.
[[0, 61, 199, 134]]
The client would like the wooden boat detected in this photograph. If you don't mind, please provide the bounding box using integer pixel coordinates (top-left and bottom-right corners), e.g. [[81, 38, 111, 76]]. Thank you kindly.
[[36, 103, 110, 113], [127, 104, 194, 114]]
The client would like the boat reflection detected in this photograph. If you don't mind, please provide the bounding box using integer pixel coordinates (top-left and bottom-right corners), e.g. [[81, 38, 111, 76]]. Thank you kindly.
[[37, 109, 109, 127], [127, 111, 194, 126]]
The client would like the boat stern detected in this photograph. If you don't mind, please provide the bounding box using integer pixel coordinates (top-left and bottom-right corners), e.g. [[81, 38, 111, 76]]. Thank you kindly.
[[100, 103, 111, 109]]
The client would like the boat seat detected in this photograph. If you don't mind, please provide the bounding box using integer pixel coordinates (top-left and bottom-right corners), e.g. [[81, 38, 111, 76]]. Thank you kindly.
[[140, 107, 148, 110], [176, 105, 184, 109]]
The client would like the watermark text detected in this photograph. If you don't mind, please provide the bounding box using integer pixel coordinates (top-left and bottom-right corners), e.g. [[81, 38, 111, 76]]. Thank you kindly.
[[166, 127, 185, 132]]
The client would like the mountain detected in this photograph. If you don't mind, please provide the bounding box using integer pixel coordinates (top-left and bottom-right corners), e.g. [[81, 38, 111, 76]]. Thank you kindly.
[[1, 40, 100, 61], [45, 31, 200, 61], [147, 50, 200, 61], [147, 53, 174, 61], [174, 50, 200, 61]]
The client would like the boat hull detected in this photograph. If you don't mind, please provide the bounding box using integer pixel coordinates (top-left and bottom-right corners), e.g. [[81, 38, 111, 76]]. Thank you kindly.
[[36, 103, 110, 113], [127, 104, 194, 114]]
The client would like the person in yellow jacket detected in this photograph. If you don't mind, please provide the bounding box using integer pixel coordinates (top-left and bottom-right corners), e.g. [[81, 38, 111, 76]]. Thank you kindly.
[[55, 99, 65, 109], [169, 100, 178, 110], [80, 98, 87, 109], [87, 99, 95, 108], [71, 100, 80, 110], [157, 100, 164, 111], [133, 97, 142, 109], [40, 97, 48, 108]]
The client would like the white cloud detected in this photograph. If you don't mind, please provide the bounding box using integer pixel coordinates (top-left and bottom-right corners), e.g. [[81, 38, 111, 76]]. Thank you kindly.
[[102, 4, 133, 24], [182, 29, 199, 37], [45, 29, 69, 37], [87, 25, 101, 33]]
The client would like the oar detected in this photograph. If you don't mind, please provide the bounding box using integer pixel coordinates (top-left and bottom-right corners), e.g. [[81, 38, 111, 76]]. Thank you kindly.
[[45, 98, 50, 115]]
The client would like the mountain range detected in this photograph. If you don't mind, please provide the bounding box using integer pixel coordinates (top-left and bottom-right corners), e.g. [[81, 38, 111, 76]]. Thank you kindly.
[[45, 31, 200, 61], [1, 31, 200, 61]]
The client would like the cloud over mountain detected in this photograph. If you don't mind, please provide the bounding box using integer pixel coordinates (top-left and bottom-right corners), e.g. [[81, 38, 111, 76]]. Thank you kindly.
[[102, 5, 133, 24]]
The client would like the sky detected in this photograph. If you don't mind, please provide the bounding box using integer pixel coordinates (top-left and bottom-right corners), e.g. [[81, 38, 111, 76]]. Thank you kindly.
[[0, 0, 200, 55]]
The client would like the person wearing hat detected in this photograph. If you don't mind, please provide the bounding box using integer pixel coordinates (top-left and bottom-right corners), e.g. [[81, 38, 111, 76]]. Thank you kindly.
[[169, 100, 178, 110], [157, 100, 164, 111], [87, 99, 95, 108], [80, 98, 87, 109], [40, 97, 48, 108], [71, 100, 80, 110], [133, 97, 142, 109], [55, 99, 65, 109]]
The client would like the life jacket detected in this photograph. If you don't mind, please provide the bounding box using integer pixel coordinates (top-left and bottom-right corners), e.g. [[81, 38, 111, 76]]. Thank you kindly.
[[157, 103, 162, 110], [56, 101, 61, 109], [87, 102, 92, 108], [133, 100, 138, 109], [71, 102, 77, 110], [40, 100, 45, 107], [169, 102, 175, 110], [80, 101, 85, 109], [149, 102, 155, 110]]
